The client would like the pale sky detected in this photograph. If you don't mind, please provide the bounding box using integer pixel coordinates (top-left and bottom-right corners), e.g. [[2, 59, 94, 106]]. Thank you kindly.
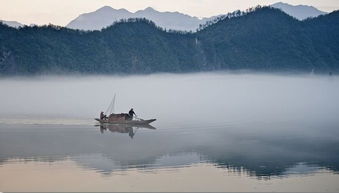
[[0, 0, 338, 26]]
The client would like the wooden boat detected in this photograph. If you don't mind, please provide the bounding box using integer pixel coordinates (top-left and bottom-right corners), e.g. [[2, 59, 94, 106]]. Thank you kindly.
[[95, 118, 156, 125], [97, 95, 156, 125]]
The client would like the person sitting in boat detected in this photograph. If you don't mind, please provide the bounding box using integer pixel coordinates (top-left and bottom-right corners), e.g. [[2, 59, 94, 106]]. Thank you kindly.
[[128, 108, 136, 120], [100, 112, 107, 120]]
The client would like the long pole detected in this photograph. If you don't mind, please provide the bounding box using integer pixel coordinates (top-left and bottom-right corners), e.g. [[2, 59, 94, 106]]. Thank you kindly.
[[105, 93, 117, 115], [111, 93, 116, 114]]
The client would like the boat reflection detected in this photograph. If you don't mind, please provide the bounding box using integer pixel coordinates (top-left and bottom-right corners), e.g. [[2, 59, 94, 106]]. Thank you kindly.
[[96, 123, 156, 138]]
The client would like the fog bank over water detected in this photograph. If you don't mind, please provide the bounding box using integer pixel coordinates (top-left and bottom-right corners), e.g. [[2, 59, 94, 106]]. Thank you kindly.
[[0, 73, 338, 126], [1, 72, 339, 190]]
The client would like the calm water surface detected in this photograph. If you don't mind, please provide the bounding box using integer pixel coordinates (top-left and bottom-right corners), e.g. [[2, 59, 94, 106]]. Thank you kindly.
[[0, 73, 339, 191]]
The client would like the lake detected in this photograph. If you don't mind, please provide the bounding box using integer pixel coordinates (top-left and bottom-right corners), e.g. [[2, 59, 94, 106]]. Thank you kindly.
[[0, 73, 339, 191]]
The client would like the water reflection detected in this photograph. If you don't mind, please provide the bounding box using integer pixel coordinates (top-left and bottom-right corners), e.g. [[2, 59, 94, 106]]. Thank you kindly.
[[0, 122, 338, 178], [96, 123, 156, 138]]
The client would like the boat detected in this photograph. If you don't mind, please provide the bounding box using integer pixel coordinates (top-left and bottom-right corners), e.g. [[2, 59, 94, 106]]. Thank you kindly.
[[95, 118, 156, 125], [95, 94, 156, 125]]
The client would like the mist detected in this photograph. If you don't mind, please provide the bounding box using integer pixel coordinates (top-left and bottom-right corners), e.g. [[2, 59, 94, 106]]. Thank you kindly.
[[1, 72, 339, 180], [0, 73, 338, 128]]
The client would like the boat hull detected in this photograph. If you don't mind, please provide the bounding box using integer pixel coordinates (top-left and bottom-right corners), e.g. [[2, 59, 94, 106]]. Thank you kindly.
[[95, 118, 156, 125]]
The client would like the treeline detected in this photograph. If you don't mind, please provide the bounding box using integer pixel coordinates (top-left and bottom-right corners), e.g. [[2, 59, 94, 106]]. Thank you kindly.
[[197, 7, 339, 72], [198, 5, 263, 30], [0, 7, 338, 75]]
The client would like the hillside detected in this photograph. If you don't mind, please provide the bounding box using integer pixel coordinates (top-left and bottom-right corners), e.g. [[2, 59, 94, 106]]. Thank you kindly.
[[197, 8, 307, 70], [0, 19, 204, 74], [0, 7, 338, 75]]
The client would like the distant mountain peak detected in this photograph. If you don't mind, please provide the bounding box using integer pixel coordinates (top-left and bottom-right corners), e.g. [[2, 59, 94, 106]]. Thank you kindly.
[[274, 2, 311, 8], [271, 2, 327, 20], [273, 2, 289, 6], [66, 6, 211, 31], [66, 3, 329, 31], [144, 7, 156, 12], [118, 8, 129, 12], [96, 6, 130, 14], [0, 20, 24, 28], [97, 6, 114, 12]]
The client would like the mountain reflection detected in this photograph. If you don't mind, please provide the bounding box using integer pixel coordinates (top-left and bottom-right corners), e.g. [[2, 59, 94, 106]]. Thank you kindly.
[[0, 123, 338, 178]]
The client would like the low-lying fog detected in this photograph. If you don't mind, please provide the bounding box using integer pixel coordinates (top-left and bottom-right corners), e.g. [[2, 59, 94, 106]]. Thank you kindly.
[[0, 73, 338, 126]]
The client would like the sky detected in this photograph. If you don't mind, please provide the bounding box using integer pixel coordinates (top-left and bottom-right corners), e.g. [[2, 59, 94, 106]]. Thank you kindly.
[[0, 0, 338, 26]]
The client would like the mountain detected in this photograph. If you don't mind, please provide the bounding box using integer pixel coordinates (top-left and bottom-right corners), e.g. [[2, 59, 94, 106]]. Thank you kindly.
[[0, 20, 24, 28], [67, 6, 211, 31], [67, 3, 326, 31], [1, 7, 338, 75], [133, 7, 211, 31], [1, 19, 204, 74], [67, 6, 133, 31], [197, 7, 314, 70], [271, 2, 327, 20]]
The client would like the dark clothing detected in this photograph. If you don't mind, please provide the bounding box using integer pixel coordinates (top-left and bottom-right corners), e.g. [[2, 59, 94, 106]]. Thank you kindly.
[[129, 109, 135, 117], [100, 112, 107, 120]]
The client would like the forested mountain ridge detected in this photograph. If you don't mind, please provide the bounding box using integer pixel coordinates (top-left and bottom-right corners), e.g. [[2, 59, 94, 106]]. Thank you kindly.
[[196, 7, 320, 71], [0, 19, 204, 74], [0, 7, 338, 75]]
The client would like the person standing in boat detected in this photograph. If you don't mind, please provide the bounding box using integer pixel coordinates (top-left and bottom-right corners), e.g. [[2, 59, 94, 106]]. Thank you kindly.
[[128, 108, 136, 120]]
